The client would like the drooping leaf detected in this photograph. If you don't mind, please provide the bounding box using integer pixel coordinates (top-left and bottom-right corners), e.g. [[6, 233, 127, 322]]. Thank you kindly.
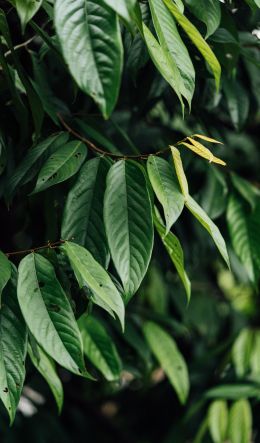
[[223, 78, 249, 130], [232, 329, 254, 378], [54, 0, 123, 118], [180, 138, 226, 165], [147, 156, 184, 234], [228, 400, 252, 443], [201, 167, 228, 219], [62, 157, 110, 268], [15, 0, 43, 32], [32, 140, 87, 194], [193, 134, 223, 144], [250, 331, 260, 377], [62, 242, 125, 329], [104, 160, 154, 301], [17, 253, 88, 376], [78, 314, 122, 381], [0, 270, 27, 424], [154, 211, 191, 302], [186, 0, 221, 39], [148, 0, 195, 106], [28, 340, 64, 414], [163, 0, 221, 89], [0, 250, 11, 305], [170, 147, 189, 200], [208, 400, 229, 443], [143, 321, 189, 404], [231, 172, 260, 210], [103, 0, 136, 25]]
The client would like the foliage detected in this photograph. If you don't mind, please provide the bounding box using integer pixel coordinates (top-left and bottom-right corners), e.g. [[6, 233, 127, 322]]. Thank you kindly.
[[0, 0, 260, 441]]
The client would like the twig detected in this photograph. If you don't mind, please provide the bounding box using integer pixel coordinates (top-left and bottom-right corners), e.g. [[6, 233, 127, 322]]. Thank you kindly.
[[5, 239, 66, 257]]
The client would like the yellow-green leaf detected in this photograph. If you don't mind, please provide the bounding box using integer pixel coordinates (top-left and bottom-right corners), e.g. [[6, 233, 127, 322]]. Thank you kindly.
[[170, 146, 189, 199], [193, 134, 223, 144], [181, 138, 226, 166]]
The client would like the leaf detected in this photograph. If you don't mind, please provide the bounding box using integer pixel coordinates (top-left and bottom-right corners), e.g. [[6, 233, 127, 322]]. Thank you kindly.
[[154, 211, 191, 302], [228, 400, 252, 443], [104, 160, 154, 301], [0, 250, 11, 305], [142, 23, 184, 111], [6, 132, 69, 199], [32, 140, 87, 194], [200, 167, 228, 219], [170, 147, 189, 199], [223, 78, 249, 131], [227, 194, 260, 283], [78, 314, 122, 381], [62, 242, 125, 330], [208, 400, 229, 443], [193, 134, 223, 144], [250, 331, 260, 377], [147, 156, 184, 234], [15, 0, 43, 32], [231, 173, 260, 210], [62, 158, 110, 268], [0, 270, 27, 424], [148, 0, 195, 106], [143, 321, 189, 404], [163, 0, 221, 89], [103, 0, 136, 25], [186, 0, 221, 39], [180, 138, 226, 165], [186, 196, 230, 267], [28, 341, 64, 414], [206, 384, 260, 400], [232, 329, 254, 377], [54, 0, 123, 118], [17, 253, 88, 376]]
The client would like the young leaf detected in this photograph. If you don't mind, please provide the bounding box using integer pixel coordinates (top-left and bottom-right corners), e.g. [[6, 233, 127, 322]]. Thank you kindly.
[[17, 253, 88, 377], [154, 211, 191, 302], [0, 270, 27, 424], [148, 0, 195, 106], [78, 314, 122, 381], [193, 134, 223, 144], [186, 196, 230, 267], [32, 140, 87, 194], [143, 321, 189, 404], [208, 400, 229, 443], [104, 160, 154, 301], [228, 400, 252, 443], [54, 0, 123, 118], [15, 0, 43, 32], [0, 250, 11, 305], [185, 0, 221, 39], [181, 138, 226, 165], [28, 341, 64, 414], [170, 147, 189, 199], [163, 0, 221, 89], [62, 242, 125, 329], [62, 157, 110, 268], [147, 156, 184, 234]]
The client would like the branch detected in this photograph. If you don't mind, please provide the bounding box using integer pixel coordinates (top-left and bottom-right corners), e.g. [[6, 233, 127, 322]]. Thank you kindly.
[[5, 239, 66, 257]]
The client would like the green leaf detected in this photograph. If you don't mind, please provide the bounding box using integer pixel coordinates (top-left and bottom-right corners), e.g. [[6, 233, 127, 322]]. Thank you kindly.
[[147, 156, 184, 234], [0, 251, 11, 305], [154, 211, 191, 302], [28, 341, 64, 414], [148, 0, 195, 106], [143, 321, 189, 404], [223, 78, 249, 131], [228, 400, 252, 443], [232, 329, 254, 378], [54, 0, 123, 118], [0, 270, 27, 424], [163, 0, 221, 89], [103, 0, 136, 25], [62, 242, 125, 330], [185, 196, 230, 268], [62, 158, 110, 268], [142, 23, 184, 111], [104, 160, 154, 301], [206, 384, 260, 400], [6, 132, 69, 199], [250, 331, 260, 377], [186, 0, 221, 39], [208, 400, 229, 443], [231, 172, 260, 210], [32, 140, 87, 194], [15, 0, 43, 32], [170, 147, 189, 200], [227, 194, 260, 283], [17, 253, 88, 376], [78, 314, 122, 381], [201, 167, 228, 219]]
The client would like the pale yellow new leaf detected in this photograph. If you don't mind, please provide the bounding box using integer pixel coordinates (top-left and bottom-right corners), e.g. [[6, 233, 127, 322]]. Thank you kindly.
[[181, 138, 226, 166], [170, 146, 189, 199], [193, 134, 223, 144]]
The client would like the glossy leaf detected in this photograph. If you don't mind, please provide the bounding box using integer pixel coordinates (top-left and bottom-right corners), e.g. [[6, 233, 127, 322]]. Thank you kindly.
[[78, 314, 122, 381], [62, 158, 110, 268], [208, 400, 229, 443], [186, 0, 221, 38], [143, 321, 189, 404], [15, 0, 43, 32], [163, 0, 221, 89], [103, 0, 136, 25], [54, 0, 123, 118], [32, 140, 87, 194], [0, 271, 27, 424], [17, 253, 87, 376], [0, 250, 11, 304], [104, 160, 154, 301], [62, 242, 125, 329], [228, 400, 252, 443], [147, 156, 184, 234]]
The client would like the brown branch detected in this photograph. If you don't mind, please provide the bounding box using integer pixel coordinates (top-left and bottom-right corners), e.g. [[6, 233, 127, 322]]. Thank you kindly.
[[5, 240, 66, 257]]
